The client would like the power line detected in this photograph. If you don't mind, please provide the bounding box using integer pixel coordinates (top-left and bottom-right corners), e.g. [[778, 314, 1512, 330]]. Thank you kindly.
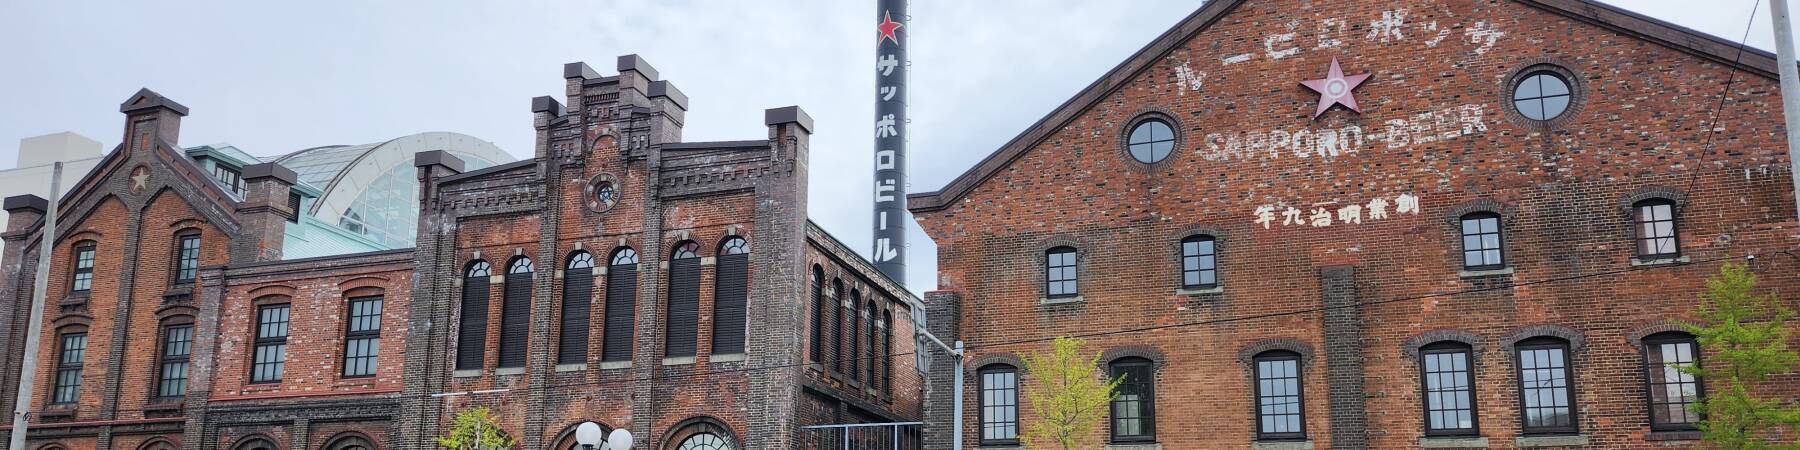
[[1684, 0, 1762, 198]]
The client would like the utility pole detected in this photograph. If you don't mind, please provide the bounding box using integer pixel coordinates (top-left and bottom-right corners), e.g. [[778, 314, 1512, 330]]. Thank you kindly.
[[914, 325, 964, 450], [10, 163, 61, 450], [1771, 0, 1800, 224]]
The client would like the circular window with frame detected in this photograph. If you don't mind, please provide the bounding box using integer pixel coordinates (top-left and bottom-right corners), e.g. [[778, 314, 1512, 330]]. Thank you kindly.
[[1504, 64, 1582, 126], [1121, 113, 1180, 165], [584, 173, 622, 213]]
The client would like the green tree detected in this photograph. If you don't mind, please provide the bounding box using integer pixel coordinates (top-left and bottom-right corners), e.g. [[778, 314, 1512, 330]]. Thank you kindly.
[[1683, 263, 1800, 449], [435, 407, 516, 450], [1019, 336, 1122, 450]]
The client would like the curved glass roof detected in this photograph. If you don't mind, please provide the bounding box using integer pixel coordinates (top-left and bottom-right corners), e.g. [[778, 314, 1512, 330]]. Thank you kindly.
[[275, 132, 512, 249]]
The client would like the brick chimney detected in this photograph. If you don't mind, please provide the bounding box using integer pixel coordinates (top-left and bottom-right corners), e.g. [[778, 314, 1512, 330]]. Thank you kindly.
[[231, 163, 295, 263], [118, 88, 189, 153]]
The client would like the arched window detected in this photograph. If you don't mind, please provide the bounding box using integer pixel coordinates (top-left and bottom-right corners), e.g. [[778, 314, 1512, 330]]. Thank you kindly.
[[156, 317, 193, 398], [251, 303, 290, 383], [553, 422, 613, 450], [978, 364, 1020, 445], [1180, 235, 1217, 289], [322, 433, 376, 450], [809, 266, 825, 363], [497, 256, 533, 368], [342, 295, 383, 377], [173, 231, 201, 284], [231, 436, 278, 450], [602, 248, 639, 362], [675, 434, 734, 450], [51, 329, 87, 404], [70, 241, 96, 292], [1109, 357, 1156, 442], [831, 279, 846, 373], [667, 419, 739, 450], [1045, 247, 1077, 298], [865, 299, 880, 384], [456, 260, 492, 371], [1419, 341, 1477, 436], [666, 241, 702, 358], [1515, 337, 1576, 434], [881, 309, 894, 395], [1634, 199, 1680, 259], [1253, 350, 1305, 441], [560, 251, 596, 365], [711, 237, 749, 355], [848, 290, 862, 381], [1459, 213, 1504, 270], [1644, 332, 1703, 430]]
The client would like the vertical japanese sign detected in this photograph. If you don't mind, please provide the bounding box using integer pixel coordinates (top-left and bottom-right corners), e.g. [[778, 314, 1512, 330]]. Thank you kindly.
[[872, 0, 907, 284]]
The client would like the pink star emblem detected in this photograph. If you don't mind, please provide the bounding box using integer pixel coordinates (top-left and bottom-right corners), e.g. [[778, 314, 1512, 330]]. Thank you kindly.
[[1300, 57, 1371, 118]]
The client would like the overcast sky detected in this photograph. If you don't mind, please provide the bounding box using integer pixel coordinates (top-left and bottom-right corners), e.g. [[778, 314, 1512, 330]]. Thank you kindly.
[[0, 0, 1791, 293]]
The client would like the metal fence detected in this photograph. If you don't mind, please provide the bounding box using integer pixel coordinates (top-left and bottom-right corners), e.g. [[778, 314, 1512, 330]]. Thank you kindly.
[[801, 422, 924, 450]]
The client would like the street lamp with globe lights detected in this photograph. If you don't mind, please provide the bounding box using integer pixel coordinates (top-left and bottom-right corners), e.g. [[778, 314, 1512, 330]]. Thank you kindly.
[[574, 422, 632, 450]]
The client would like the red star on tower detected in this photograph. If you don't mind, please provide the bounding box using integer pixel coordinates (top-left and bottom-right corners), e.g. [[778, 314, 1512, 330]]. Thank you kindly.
[[1300, 57, 1372, 118], [877, 11, 903, 45]]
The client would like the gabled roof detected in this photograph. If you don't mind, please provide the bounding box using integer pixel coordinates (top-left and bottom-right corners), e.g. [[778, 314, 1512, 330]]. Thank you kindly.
[[906, 0, 1778, 213]]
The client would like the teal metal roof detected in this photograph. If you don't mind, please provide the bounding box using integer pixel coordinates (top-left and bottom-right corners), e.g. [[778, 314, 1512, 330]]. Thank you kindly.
[[281, 216, 387, 259]]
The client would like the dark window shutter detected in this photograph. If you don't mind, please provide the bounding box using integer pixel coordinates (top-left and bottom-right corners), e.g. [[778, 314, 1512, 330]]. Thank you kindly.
[[665, 258, 701, 357], [559, 267, 593, 364], [602, 266, 638, 362], [831, 283, 845, 372], [456, 278, 489, 370], [711, 254, 750, 355], [497, 272, 532, 368], [810, 269, 825, 362]]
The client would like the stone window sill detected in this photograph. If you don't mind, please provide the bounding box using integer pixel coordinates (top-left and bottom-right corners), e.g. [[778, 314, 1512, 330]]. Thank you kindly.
[[452, 369, 483, 378], [710, 353, 746, 363], [1419, 436, 1488, 448], [1458, 267, 1514, 278], [1251, 441, 1313, 450], [1105, 443, 1162, 450], [1515, 435, 1588, 448], [1631, 256, 1690, 267], [494, 367, 525, 376], [1645, 430, 1701, 441], [38, 405, 75, 418], [555, 363, 587, 372], [1176, 286, 1223, 296], [597, 361, 632, 370], [59, 294, 89, 306], [142, 399, 184, 412], [1040, 296, 1084, 306], [662, 356, 697, 366], [976, 445, 1021, 450]]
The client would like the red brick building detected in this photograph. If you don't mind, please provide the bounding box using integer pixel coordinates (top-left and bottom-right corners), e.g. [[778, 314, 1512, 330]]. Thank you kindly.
[[0, 55, 925, 450], [912, 1, 1800, 449]]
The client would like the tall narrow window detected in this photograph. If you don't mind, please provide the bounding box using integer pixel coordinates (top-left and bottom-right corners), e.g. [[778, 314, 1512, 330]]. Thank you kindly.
[[70, 242, 95, 292], [52, 332, 86, 404], [809, 266, 825, 363], [174, 233, 201, 283], [342, 296, 383, 377], [1046, 247, 1077, 298], [712, 237, 749, 355], [831, 279, 845, 372], [1516, 337, 1576, 434], [1420, 342, 1478, 435], [881, 309, 893, 395], [456, 261, 491, 371], [498, 257, 533, 368], [848, 290, 862, 381], [251, 304, 290, 383], [157, 324, 193, 398], [1110, 358, 1157, 442], [665, 241, 701, 358], [561, 252, 595, 365], [1460, 213, 1504, 270], [979, 365, 1020, 445], [1254, 351, 1305, 441], [866, 300, 880, 385], [1181, 235, 1217, 289], [602, 248, 639, 362], [1644, 333, 1703, 430], [1634, 199, 1680, 259]]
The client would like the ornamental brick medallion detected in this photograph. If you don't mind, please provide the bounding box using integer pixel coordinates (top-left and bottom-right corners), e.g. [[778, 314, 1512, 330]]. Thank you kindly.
[[585, 172, 621, 213], [1300, 57, 1371, 119], [129, 165, 151, 194]]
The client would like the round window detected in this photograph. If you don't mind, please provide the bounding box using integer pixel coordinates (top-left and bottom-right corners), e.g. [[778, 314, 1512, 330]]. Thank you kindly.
[[1512, 71, 1572, 121], [1126, 119, 1175, 164]]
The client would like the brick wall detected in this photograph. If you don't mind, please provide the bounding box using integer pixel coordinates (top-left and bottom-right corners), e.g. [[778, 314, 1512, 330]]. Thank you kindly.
[[914, 0, 1800, 448]]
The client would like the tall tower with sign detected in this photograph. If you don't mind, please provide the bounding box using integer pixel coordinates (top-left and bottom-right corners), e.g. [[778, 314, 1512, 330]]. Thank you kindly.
[[872, 0, 907, 284]]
